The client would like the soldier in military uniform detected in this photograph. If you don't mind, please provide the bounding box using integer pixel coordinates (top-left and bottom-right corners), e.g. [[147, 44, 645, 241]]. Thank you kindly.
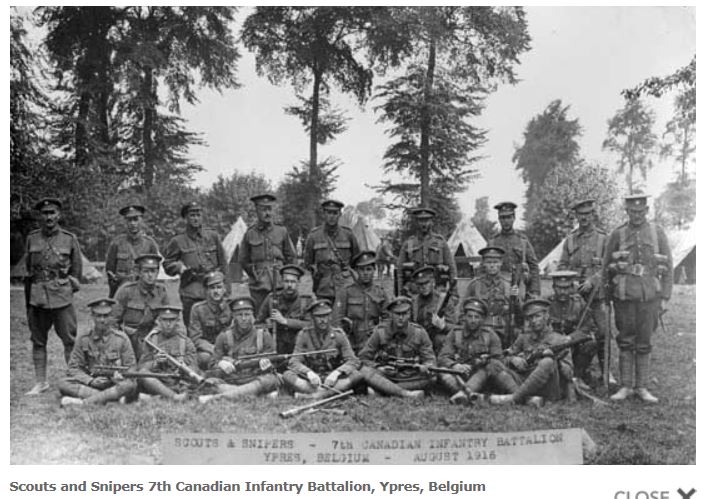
[[411, 266, 459, 354], [163, 202, 229, 328], [282, 299, 363, 398], [256, 264, 311, 355], [303, 199, 360, 302], [547, 271, 598, 389], [490, 299, 574, 406], [333, 251, 390, 353], [438, 298, 517, 404], [238, 193, 296, 314], [58, 299, 137, 406], [558, 198, 612, 383], [358, 297, 435, 398], [488, 202, 540, 298], [604, 195, 672, 403], [396, 207, 456, 296], [105, 204, 159, 297], [138, 305, 199, 402], [112, 254, 169, 359], [462, 247, 520, 349], [198, 296, 281, 403], [24, 198, 83, 395], [188, 271, 232, 370]]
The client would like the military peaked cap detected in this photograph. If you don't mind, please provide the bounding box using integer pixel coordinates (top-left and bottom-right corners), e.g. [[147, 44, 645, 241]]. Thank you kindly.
[[204, 270, 225, 287], [352, 251, 376, 268], [135, 253, 162, 268], [624, 194, 649, 211], [307, 298, 333, 315], [119, 204, 146, 217], [155, 305, 182, 319], [478, 246, 505, 259], [410, 206, 436, 218], [280, 264, 305, 279], [34, 198, 62, 211], [549, 270, 579, 286], [412, 265, 436, 283], [522, 298, 550, 316], [320, 199, 344, 210], [462, 298, 488, 316], [570, 199, 595, 213], [88, 298, 116, 314], [180, 201, 202, 218], [494, 201, 517, 216], [230, 296, 255, 312], [386, 296, 412, 313], [250, 193, 277, 205]]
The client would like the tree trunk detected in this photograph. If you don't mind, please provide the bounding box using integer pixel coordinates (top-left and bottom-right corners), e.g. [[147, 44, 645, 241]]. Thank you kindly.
[[75, 92, 90, 168], [142, 67, 155, 190], [419, 39, 436, 206], [308, 67, 322, 224]]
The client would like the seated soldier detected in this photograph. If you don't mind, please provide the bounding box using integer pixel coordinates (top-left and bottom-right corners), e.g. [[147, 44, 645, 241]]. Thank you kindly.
[[358, 297, 435, 398], [333, 251, 389, 353], [547, 270, 598, 390], [188, 271, 232, 370], [256, 264, 311, 355], [438, 298, 517, 405], [411, 265, 458, 353], [199, 296, 280, 403], [490, 299, 574, 407], [59, 298, 137, 406], [282, 299, 363, 398], [112, 253, 169, 358], [138, 305, 199, 402]]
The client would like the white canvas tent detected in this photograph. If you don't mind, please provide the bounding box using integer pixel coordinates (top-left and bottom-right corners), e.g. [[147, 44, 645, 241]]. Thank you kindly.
[[667, 218, 696, 283], [222, 216, 248, 282], [447, 215, 486, 257], [539, 238, 565, 276], [352, 216, 381, 252]]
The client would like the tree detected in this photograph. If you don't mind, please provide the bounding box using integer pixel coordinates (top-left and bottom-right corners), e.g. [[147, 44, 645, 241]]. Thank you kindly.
[[602, 98, 658, 194], [660, 92, 696, 184], [513, 100, 582, 221], [355, 197, 387, 221], [471, 196, 497, 241], [526, 161, 622, 259], [654, 180, 695, 230], [242, 7, 402, 220], [375, 7, 530, 208]]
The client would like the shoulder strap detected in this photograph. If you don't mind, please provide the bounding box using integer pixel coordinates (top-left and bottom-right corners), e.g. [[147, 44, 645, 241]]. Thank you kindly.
[[595, 231, 605, 258], [179, 337, 186, 357], [256, 328, 264, 353], [618, 225, 626, 250], [521, 237, 526, 264], [650, 223, 659, 254], [225, 330, 234, 356], [565, 233, 574, 255]]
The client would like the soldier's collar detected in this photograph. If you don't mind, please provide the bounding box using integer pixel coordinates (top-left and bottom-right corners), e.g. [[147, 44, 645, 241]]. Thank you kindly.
[[90, 327, 111, 341], [324, 224, 339, 236], [391, 324, 409, 338], [232, 325, 254, 339], [501, 228, 516, 235], [207, 298, 225, 312], [257, 221, 272, 231], [138, 280, 155, 293], [186, 226, 202, 237], [126, 231, 143, 241], [42, 225, 60, 236]]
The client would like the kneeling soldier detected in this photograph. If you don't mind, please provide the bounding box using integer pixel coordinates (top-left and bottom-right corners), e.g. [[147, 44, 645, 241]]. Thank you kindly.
[[358, 297, 435, 398], [138, 305, 199, 402], [490, 299, 574, 406], [199, 296, 280, 402], [283, 299, 363, 398], [188, 271, 232, 370], [411, 265, 458, 353], [438, 298, 516, 405], [59, 298, 137, 406]]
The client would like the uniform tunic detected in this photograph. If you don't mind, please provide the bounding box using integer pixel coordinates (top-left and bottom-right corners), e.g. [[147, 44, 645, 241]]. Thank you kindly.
[[396, 232, 456, 292], [603, 221, 672, 353], [188, 299, 232, 355], [105, 233, 159, 296], [438, 326, 503, 368], [213, 326, 275, 385], [139, 329, 198, 390], [333, 281, 389, 352], [303, 225, 359, 301], [64, 327, 136, 386], [488, 229, 540, 297], [112, 281, 169, 354], [462, 274, 520, 346], [287, 326, 360, 377], [412, 289, 458, 353], [25, 226, 82, 347], [257, 291, 310, 355]]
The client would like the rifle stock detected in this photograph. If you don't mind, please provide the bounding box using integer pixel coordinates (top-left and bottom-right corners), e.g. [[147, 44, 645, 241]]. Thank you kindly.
[[144, 337, 204, 384], [280, 389, 354, 418], [524, 334, 593, 365]]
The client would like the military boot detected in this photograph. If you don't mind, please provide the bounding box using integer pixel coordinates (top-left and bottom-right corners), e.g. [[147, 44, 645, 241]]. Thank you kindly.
[[60, 396, 84, 407], [610, 351, 634, 401], [27, 347, 50, 395], [635, 353, 658, 403]]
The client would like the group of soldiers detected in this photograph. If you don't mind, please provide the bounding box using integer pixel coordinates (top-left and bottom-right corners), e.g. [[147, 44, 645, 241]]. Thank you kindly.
[[22, 191, 672, 409]]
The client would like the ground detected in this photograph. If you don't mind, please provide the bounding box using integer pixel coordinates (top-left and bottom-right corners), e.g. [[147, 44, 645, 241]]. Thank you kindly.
[[9, 279, 696, 464]]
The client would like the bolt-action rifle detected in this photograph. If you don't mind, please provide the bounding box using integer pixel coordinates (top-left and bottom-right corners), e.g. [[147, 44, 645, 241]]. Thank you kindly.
[[144, 337, 205, 384], [230, 348, 337, 371], [91, 365, 181, 380], [522, 334, 594, 365], [279, 389, 354, 419]]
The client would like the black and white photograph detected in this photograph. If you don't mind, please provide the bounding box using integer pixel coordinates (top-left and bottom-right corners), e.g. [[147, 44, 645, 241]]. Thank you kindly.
[[8, 4, 695, 475]]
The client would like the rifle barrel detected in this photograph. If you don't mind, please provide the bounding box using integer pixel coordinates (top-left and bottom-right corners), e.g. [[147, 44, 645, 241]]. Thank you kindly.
[[280, 390, 354, 419]]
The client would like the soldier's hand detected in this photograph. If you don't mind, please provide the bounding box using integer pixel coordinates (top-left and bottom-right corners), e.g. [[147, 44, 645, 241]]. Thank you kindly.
[[205, 377, 223, 386], [259, 358, 273, 372], [475, 354, 491, 367], [510, 356, 528, 371], [91, 377, 112, 390], [578, 280, 593, 294], [453, 363, 472, 376], [510, 285, 519, 297], [307, 371, 321, 387], [541, 349, 554, 358], [418, 364, 431, 376], [659, 299, 669, 315], [217, 360, 236, 374], [271, 309, 286, 324], [377, 365, 395, 376], [431, 313, 446, 330], [155, 352, 169, 366], [111, 371, 124, 382], [324, 370, 340, 387]]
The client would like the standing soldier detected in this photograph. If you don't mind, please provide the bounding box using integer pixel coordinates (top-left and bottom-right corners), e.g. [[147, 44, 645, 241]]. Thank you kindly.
[[163, 202, 229, 328], [358, 297, 435, 398], [24, 198, 82, 395], [188, 271, 232, 370], [462, 247, 521, 349], [546, 271, 598, 390], [256, 264, 311, 355], [604, 195, 672, 403], [558, 198, 611, 383], [199, 296, 280, 402], [375, 236, 395, 278], [112, 254, 169, 358], [488, 202, 540, 298], [105, 204, 159, 297], [304, 199, 360, 303], [138, 305, 199, 402], [490, 299, 574, 407], [396, 207, 456, 296], [438, 298, 517, 404], [239, 193, 296, 314], [282, 299, 363, 398], [333, 251, 390, 353], [58, 298, 137, 406], [411, 266, 459, 353]]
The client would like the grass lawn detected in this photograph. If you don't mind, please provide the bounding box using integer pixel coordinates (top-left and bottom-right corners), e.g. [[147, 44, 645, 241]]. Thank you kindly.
[[9, 279, 696, 464]]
